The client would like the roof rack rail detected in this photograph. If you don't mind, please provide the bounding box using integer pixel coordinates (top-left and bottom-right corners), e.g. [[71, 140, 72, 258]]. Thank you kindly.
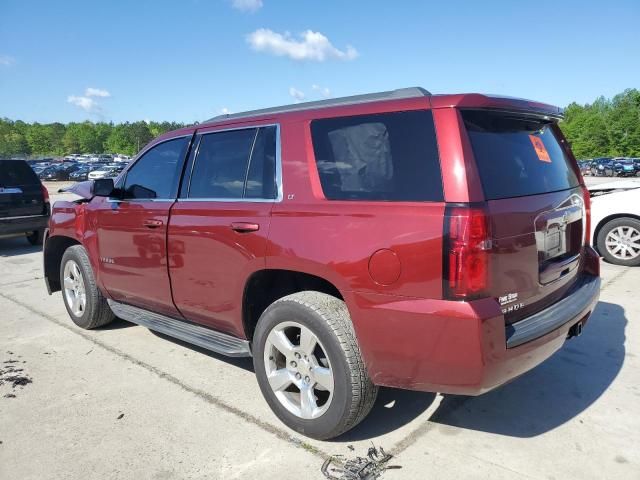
[[206, 87, 431, 123]]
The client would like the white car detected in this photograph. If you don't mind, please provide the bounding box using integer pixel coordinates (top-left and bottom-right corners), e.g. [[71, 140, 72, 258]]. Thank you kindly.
[[88, 168, 118, 180], [589, 179, 640, 266]]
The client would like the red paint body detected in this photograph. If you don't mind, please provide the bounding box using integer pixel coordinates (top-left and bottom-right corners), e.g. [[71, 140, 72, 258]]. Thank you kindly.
[[45, 92, 600, 395]]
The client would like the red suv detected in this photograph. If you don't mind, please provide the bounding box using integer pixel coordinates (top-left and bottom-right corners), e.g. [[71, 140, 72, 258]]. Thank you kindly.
[[44, 88, 600, 439]]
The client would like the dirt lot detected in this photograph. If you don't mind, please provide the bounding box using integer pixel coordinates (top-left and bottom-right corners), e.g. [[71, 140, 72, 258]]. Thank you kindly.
[[1, 181, 639, 479]]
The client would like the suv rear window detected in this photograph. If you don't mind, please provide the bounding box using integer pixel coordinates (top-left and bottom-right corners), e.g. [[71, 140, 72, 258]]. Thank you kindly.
[[0, 160, 39, 186], [462, 110, 580, 200], [310, 110, 443, 201]]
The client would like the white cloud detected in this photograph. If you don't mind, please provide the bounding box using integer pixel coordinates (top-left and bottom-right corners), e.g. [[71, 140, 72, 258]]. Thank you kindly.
[[312, 84, 331, 98], [67, 86, 111, 114], [231, 0, 263, 12], [85, 87, 110, 98], [219, 107, 232, 115], [67, 95, 98, 112], [289, 87, 305, 103], [247, 29, 358, 62], [0, 55, 15, 66]]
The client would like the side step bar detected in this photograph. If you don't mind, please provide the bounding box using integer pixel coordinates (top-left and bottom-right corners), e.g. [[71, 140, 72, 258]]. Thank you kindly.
[[107, 300, 252, 357]]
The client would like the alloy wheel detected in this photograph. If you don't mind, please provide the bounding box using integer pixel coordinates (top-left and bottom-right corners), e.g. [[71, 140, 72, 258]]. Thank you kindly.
[[605, 225, 640, 260], [63, 259, 87, 317], [263, 321, 334, 420]]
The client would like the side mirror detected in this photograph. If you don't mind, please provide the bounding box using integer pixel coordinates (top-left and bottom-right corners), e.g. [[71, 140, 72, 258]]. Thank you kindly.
[[92, 178, 115, 197]]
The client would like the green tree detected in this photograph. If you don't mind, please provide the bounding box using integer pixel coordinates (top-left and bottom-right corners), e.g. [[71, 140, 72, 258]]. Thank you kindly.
[[26, 123, 53, 155], [62, 123, 82, 153], [0, 132, 30, 157]]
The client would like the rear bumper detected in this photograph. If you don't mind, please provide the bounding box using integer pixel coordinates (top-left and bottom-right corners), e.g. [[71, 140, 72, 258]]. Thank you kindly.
[[351, 269, 600, 396], [0, 214, 49, 236]]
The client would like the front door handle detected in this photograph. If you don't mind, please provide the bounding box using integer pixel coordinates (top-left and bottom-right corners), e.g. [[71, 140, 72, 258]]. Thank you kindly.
[[230, 222, 259, 233], [143, 219, 163, 228]]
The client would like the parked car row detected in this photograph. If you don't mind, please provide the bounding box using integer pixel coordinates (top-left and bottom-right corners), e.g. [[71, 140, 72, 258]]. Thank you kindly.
[[579, 157, 640, 177], [64, 153, 131, 163], [29, 160, 128, 181]]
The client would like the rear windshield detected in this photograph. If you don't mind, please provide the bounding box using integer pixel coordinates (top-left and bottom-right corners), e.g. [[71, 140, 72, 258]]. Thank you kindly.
[[0, 160, 40, 187], [462, 110, 580, 200]]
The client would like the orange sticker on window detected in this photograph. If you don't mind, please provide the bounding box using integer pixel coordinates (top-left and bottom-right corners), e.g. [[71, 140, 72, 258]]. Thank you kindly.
[[529, 135, 551, 162]]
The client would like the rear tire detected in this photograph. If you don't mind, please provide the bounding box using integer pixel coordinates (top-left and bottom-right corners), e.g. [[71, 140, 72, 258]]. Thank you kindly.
[[253, 291, 378, 440], [597, 217, 640, 267], [26, 229, 44, 246], [60, 245, 115, 329]]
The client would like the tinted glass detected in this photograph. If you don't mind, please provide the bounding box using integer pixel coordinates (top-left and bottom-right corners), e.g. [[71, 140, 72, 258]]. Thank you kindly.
[[0, 160, 39, 186], [123, 137, 190, 199], [188, 128, 256, 199], [462, 110, 580, 200], [310, 110, 443, 201], [245, 126, 277, 199]]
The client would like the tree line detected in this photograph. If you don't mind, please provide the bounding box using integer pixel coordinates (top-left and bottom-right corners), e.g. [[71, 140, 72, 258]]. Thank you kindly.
[[1, 89, 639, 159], [561, 88, 640, 159], [0, 120, 186, 158]]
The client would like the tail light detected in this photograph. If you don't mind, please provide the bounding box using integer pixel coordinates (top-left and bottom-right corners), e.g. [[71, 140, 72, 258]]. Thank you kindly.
[[443, 205, 491, 300], [580, 184, 591, 245], [41, 182, 50, 203]]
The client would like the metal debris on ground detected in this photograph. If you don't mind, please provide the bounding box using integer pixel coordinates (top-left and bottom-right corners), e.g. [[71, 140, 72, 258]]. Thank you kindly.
[[321, 444, 401, 480]]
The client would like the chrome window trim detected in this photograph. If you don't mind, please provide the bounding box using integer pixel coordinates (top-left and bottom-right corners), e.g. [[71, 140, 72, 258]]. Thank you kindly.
[[177, 197, 277, 204], [185, 123, 282, 203], [106, 198, 175, 204]]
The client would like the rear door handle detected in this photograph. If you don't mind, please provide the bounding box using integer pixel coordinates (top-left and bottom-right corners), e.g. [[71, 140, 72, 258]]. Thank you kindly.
[[143, 219, 163, 228], [230, 222, 259, 233]]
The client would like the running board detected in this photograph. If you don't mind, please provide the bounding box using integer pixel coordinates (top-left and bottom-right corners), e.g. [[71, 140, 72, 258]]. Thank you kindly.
[[107, 300, 252, 357]]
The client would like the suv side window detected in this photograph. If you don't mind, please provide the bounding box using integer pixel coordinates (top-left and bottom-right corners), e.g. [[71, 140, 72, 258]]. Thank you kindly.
[[123, 137, 190, 200], [310, 110, 443, 201], [188, 126, 277, 200], [245, 126, 277, 199]]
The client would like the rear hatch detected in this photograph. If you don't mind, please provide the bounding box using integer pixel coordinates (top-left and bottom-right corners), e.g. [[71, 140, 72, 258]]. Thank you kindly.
[[461, 110, 586, 324], [0, 160, 46, 219]]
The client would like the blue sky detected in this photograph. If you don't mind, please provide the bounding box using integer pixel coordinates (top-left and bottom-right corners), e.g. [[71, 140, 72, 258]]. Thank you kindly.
[[1, 0, 638, 124]]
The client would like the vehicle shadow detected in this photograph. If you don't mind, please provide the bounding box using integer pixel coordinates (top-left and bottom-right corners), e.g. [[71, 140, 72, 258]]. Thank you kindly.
[[0, 236, 41, 257], [108, 299, 625, 441], [334, 388, 437, 442], [149, 330, 254, 372], [96, 317, 136, 331], [429, 301, 626, 437]]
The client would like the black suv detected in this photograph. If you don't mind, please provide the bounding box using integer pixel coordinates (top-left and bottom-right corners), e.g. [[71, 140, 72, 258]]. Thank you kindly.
[[0, 159, 50, 245]]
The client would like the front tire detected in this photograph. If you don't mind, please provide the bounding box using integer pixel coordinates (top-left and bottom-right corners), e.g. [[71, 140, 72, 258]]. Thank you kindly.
[[253, 291, 378, 440], [597, 217, 640, 266], [60, 245, 115, 329]]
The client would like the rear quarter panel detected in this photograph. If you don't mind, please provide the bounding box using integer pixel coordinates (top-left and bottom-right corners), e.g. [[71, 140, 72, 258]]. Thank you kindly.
[[268, 117, 446, 371]]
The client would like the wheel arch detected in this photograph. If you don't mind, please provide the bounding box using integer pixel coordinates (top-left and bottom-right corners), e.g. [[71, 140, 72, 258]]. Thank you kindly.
[[242, 269, 344, 341], [594, 213, 640, 254], [44, 234, 82, 293]]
